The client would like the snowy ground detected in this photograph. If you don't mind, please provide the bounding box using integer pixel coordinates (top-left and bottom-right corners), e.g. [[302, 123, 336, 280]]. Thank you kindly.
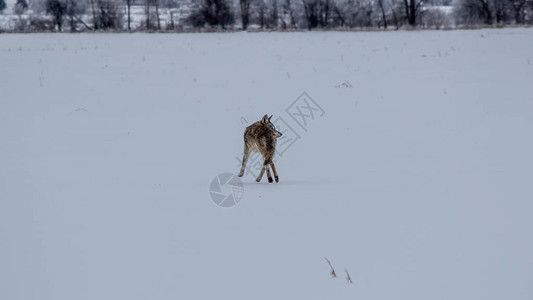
[[1, 29, 533, 300]]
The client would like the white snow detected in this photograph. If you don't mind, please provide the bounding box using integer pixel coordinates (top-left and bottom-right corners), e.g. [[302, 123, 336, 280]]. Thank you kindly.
[[1, 29, 533, 300]]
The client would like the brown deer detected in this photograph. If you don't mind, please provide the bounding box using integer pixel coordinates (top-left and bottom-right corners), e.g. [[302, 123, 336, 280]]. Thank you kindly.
[[238, 115, 283, 183]]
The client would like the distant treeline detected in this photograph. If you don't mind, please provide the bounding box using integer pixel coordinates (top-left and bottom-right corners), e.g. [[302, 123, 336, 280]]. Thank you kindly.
[[1, 0, 532, 32]]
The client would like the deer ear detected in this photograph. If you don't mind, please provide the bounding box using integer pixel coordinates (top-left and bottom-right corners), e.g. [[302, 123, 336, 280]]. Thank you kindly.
[[262, 114, 269, 124], [268, 115, 272, 122]]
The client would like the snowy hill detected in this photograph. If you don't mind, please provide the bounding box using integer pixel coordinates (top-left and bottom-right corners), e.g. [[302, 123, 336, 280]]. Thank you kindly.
[[1, 29, 533, 299]]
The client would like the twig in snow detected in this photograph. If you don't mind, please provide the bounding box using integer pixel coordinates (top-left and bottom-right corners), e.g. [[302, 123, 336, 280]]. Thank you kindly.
[[324, 257, 336, 278], [345, 268, 353, 284]]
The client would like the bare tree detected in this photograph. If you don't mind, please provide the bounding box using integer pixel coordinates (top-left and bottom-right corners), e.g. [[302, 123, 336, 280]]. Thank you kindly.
[[240, 0, 252, 29], [453, 0, 506, 25], [270, 0, 279, 28], [281, 0, 297, 28], [89, 0, 98, 29], [125, 0, 133, 30], [302, 0, 331, 29], [528, 0, 533, 24], [15, 0, 29, 14], [331, 0, 346, 27], [403, 0, 425, 26], [0, 0, 6, 14], [478, 0, 494, 24], [143, 0, 162, 30], [421, 6, 449, 28], [492, 0, 509, 23], [160, 0, 180, 30], [14, 0, 29, 30], [390, 0, 402, 29], [154, 0, 162, 30], [45, 0, 68, 31], [253, 0, 281, 29], [341, 0, 375, 28], [377, 0, 388, 28], [93, 0, 122, 30], [143, 0, 152, 29], [257, 0, 267, 28], [65, 0, 89, 31], [187, 0, 235, 28]]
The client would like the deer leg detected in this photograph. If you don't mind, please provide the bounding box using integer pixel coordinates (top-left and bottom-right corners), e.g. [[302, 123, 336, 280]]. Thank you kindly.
[[238, 146, 249, 177], [269, 162, 279, 183]]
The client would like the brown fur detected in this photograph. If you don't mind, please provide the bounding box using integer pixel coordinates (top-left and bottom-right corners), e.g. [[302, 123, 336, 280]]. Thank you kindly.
[[238, 115, 282, 183]]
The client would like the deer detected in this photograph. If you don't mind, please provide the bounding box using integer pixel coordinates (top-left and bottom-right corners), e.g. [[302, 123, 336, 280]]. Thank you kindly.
[[238, 115, 283, 183]]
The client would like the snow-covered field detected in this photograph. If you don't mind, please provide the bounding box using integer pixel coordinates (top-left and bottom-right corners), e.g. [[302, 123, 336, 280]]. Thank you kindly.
[[1, 29, 533, 300]]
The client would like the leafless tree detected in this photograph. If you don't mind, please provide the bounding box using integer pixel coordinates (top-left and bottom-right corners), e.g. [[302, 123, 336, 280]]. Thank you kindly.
[[403, 0, 425, 26], [90, 0, 122, 30], [281, 0, 297, 28], [270, 0, 279, 28], [331, 1, 346, 27], [125, 0, 133, 30], [492, 0, 509, 23], [421, 6, 450, 28], [154, 0, 162, 30], [14, 0, 29, 30], [65, 0, 89, 31], [302, 0, 332, 29], [0, 0, 6, 14], [187, 0, 235, 28], [142, 0, 163, 30], [507, 0, 525, 23], [45, 0, 68, 31], [479, 0, 495, 24], [390, 0, 402, 28], [240, 0, 252, 29], [453, 0, 513, 25], [257, 0, 267, 28], [89, 0, 98, 29], [377, 0, 388, 28]]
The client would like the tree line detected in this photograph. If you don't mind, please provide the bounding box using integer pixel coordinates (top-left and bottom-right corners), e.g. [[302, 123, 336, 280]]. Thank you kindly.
[[0, 0, 532, 32]]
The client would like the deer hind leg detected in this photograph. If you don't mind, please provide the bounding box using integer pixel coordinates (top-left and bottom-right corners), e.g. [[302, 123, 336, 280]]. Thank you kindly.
[[269, 162, 279, 183], [238, 145, 249, 177]]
